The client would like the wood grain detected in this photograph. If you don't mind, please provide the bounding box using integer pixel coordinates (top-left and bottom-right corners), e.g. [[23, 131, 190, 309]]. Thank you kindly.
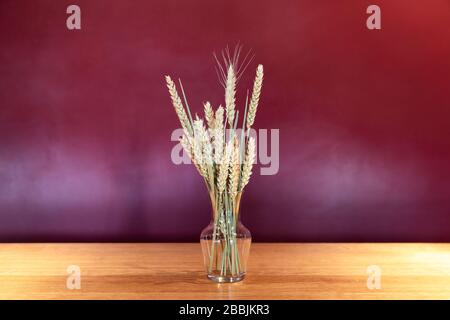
[[0, 243, 449, 299]]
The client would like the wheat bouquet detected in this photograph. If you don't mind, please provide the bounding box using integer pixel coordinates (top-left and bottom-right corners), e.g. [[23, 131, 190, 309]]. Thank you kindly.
[[165, 48, 263, 282]]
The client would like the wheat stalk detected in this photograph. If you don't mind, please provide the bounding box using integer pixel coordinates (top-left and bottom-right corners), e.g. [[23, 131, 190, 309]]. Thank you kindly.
[[225, 65, 236, 128], [165, 76, 192, 136], [239, 137, 256, 191], [246, 65, 263, 130]]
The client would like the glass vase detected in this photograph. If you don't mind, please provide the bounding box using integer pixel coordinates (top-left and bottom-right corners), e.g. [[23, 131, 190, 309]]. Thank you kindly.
[[200, 192, 251, 283]]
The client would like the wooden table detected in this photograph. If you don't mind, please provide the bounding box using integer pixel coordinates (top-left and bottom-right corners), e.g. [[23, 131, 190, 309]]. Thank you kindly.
[[0, 243, 449, 299]]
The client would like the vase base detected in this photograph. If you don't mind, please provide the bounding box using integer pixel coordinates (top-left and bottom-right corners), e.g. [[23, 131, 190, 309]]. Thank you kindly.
[[207, 273, 246, 283]]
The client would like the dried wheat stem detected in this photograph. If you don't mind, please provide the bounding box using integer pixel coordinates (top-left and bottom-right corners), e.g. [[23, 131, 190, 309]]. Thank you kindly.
[[246, 65, 264, 130]]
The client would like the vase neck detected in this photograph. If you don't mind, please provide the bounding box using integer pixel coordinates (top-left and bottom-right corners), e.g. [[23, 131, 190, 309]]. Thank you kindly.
[[210, 191, 243, 223]]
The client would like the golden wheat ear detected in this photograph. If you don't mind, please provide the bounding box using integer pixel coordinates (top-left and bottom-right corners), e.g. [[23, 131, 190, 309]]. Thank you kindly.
[[239, 137, 256, 191], [204, 102, 215, 130], [165, 76, 193, 136], [213, 106, 225, 165], [229, 138, 241, 198], [217, 141, 233, 194], [246, 64, 264, 130], [225, 65, 236, 128]]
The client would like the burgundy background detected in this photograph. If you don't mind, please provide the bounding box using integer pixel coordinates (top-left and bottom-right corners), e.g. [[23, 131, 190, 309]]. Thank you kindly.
[[0, 0, 449, 242]]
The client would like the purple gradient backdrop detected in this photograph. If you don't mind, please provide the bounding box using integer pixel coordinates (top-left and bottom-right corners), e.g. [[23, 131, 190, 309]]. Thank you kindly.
[[1, 0, 450, 242]]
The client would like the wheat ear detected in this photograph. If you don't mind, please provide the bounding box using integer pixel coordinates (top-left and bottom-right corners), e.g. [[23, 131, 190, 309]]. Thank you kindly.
[[225, 65, 236, 128], [180, 135, 202, 176], [228, 138, 240, 197], [192, 119, 208, 178], [239, 137, 256, 191], [246, 65, 264, 130], [204, 102, 215, 130], [217, 141, 233, 194], [213, 105, 224, 164], [201, 125, 214, 167], [180, 135, 192, 157], [165, 76, 192, 136], [202, 129, 214, 188], [180, 135, 201, 175]]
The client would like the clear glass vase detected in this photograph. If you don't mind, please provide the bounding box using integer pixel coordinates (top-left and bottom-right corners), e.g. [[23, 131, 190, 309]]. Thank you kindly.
[[200, 192, 251, 283]]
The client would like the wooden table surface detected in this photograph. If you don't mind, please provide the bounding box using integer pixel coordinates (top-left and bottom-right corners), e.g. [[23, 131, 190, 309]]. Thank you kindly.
[[0, 243, 449, 299]]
